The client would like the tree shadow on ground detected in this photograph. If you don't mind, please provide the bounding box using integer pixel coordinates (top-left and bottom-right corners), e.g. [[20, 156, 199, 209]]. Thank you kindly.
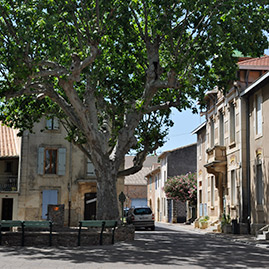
[[0, 226, 268, 268]]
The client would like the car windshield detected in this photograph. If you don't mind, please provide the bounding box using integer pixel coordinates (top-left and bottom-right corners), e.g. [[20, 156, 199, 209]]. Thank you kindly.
[[134, 208, 152, 215]]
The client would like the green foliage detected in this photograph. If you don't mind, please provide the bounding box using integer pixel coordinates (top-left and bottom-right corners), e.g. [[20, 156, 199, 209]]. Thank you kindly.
[[164, 172, 197, 206], [221, 213, 231, 227], [0, 0, 268, 152], [199, 216, 209, 223]]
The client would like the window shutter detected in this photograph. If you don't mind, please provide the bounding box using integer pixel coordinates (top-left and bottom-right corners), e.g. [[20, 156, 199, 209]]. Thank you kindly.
[[87, 158, 95, 176], [58, 148, 66, 175], [46, 119, 52, 130], [38, 147, 44, 175], [53, 118, 59, 130]]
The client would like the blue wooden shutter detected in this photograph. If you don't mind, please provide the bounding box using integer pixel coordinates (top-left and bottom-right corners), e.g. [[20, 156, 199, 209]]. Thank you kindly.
[[57, 148, 66, 175], [37, 147, 44, 175], [87, 158, 95, 176], [53, 118, 59, 129], [46, 119, 52, 129], [42, 190, 58, 219]]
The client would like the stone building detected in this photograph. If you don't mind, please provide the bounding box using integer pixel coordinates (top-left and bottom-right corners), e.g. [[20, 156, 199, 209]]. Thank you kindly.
[[241, 70, 269, 232], [124, 155, 158, 208], [146, 163, 160, 220], [147, 143, 197, 223], [0, 125, 21, 221], [0, 118, 124, 226], [193, 55, 269, 234]]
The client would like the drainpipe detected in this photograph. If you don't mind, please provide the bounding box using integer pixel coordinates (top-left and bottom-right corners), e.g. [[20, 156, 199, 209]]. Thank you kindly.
[[246, 97, 251, 234], [68, 142, 72, 227]]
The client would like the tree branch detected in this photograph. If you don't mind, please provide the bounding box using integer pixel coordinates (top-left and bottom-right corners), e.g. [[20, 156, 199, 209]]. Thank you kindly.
[[117, 139, 160, 177]]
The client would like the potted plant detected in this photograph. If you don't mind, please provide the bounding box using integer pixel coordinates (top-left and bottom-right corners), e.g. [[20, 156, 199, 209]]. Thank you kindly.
[[199, 216, 209, 229], [221, 213, 232, 233]]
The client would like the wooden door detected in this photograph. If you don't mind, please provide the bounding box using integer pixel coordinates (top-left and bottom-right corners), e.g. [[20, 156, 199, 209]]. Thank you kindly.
[[84, 193, 96, 220]]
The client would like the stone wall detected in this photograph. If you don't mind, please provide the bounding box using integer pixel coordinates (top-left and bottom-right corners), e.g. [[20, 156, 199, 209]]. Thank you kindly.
[[0, 225, 135, 247]]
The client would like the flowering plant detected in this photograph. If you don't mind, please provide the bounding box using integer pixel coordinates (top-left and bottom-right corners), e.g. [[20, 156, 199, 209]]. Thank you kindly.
[[164, 172, 197, 206]]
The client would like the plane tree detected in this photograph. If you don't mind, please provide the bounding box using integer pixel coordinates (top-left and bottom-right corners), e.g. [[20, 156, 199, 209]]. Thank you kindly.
[[0, 0, 268, 219]]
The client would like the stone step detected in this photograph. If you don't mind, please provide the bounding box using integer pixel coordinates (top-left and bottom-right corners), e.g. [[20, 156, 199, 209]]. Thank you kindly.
[[256, 231, 269, 241]]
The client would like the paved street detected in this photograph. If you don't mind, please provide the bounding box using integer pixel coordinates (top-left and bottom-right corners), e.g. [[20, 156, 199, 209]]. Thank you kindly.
[[0, 223, 268, 269]]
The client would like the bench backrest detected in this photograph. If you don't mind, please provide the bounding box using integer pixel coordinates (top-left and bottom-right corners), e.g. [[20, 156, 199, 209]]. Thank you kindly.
[[23, 221, 52, 228], [104, 220, 117, 228], [79, 220, 117, 228], [0, 220, 22, 227], [80, 220, 105, 228]]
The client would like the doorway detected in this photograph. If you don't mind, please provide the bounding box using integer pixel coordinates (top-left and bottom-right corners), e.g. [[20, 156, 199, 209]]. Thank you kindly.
[[42, 190, 58, 219], [168, 199, 172, 223], [84, 193, 97, 220], [1, 198, 13, 220]]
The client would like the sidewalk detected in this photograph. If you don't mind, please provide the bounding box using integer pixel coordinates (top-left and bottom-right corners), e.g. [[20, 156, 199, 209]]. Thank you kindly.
[[156, 221, 269, 250]]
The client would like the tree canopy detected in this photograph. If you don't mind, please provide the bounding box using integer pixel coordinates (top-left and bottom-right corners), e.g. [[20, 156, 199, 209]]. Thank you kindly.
[[0, 0, 268, 219]]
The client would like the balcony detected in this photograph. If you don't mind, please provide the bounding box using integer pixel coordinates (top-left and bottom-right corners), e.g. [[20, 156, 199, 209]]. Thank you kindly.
[[205, 145, 227, 175], [0, 175, 18, 192]]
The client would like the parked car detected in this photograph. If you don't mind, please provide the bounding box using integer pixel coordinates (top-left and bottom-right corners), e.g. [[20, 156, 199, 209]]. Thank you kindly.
[[127, 206, 155, 230]]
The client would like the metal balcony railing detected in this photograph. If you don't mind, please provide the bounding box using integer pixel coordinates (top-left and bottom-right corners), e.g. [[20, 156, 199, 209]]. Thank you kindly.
[[0, 176, 18, 191]]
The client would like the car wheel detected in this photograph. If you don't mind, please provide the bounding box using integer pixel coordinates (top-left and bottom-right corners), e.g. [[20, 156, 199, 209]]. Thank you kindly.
[[151, 226, 155, 231]]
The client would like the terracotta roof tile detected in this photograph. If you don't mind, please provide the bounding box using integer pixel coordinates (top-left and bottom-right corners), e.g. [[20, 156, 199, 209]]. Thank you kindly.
[[0, 123, 20, 158], [239, 55, 269, 67]]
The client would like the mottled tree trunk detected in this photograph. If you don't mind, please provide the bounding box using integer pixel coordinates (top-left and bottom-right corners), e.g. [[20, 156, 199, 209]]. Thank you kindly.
[[96, 168, 119, 220]]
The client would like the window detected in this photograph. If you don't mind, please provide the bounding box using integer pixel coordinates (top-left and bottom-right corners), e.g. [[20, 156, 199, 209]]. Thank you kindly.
[[155, 175, 158, 190], [5, 162, 12, 173], [256, 163, 263, 205], [87, 159, 95, 176], [45, 149, 57, 174], [230, 102, 235, 143], [38, 147, 66, 175], [219, 111, 224, 146], [210, 117, 215, 148], [46, 117, 59, 130], [211, 176, 215, 207], [231, 170, 236, 205], [256, 93, 262, 136]]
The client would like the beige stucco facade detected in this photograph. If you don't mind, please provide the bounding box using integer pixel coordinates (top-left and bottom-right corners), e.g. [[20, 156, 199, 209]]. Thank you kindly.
[[13, 118, 124, 226], [194, 56, 269, 233], [241, 73, 269, 232]]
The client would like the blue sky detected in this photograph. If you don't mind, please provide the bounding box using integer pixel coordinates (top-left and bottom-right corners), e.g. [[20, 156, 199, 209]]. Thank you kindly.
[[157, 108, 204, 154]]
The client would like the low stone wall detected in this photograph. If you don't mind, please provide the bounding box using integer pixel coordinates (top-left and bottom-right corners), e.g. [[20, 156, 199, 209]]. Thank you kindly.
[[0, 225, 135, 247]]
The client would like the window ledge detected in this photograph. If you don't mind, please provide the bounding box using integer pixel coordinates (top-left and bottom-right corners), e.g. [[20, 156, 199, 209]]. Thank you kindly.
[[210, 206, 215, 210], [255, 133, 263, 140], [231, 205, 236, 210]]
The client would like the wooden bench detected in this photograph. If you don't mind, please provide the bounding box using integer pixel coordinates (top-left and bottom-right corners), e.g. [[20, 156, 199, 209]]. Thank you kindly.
[[0, 220, 23, 246], [77, 220, 117, 246], [22, 220, 53, 246], [104, 220, 117, 244]]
